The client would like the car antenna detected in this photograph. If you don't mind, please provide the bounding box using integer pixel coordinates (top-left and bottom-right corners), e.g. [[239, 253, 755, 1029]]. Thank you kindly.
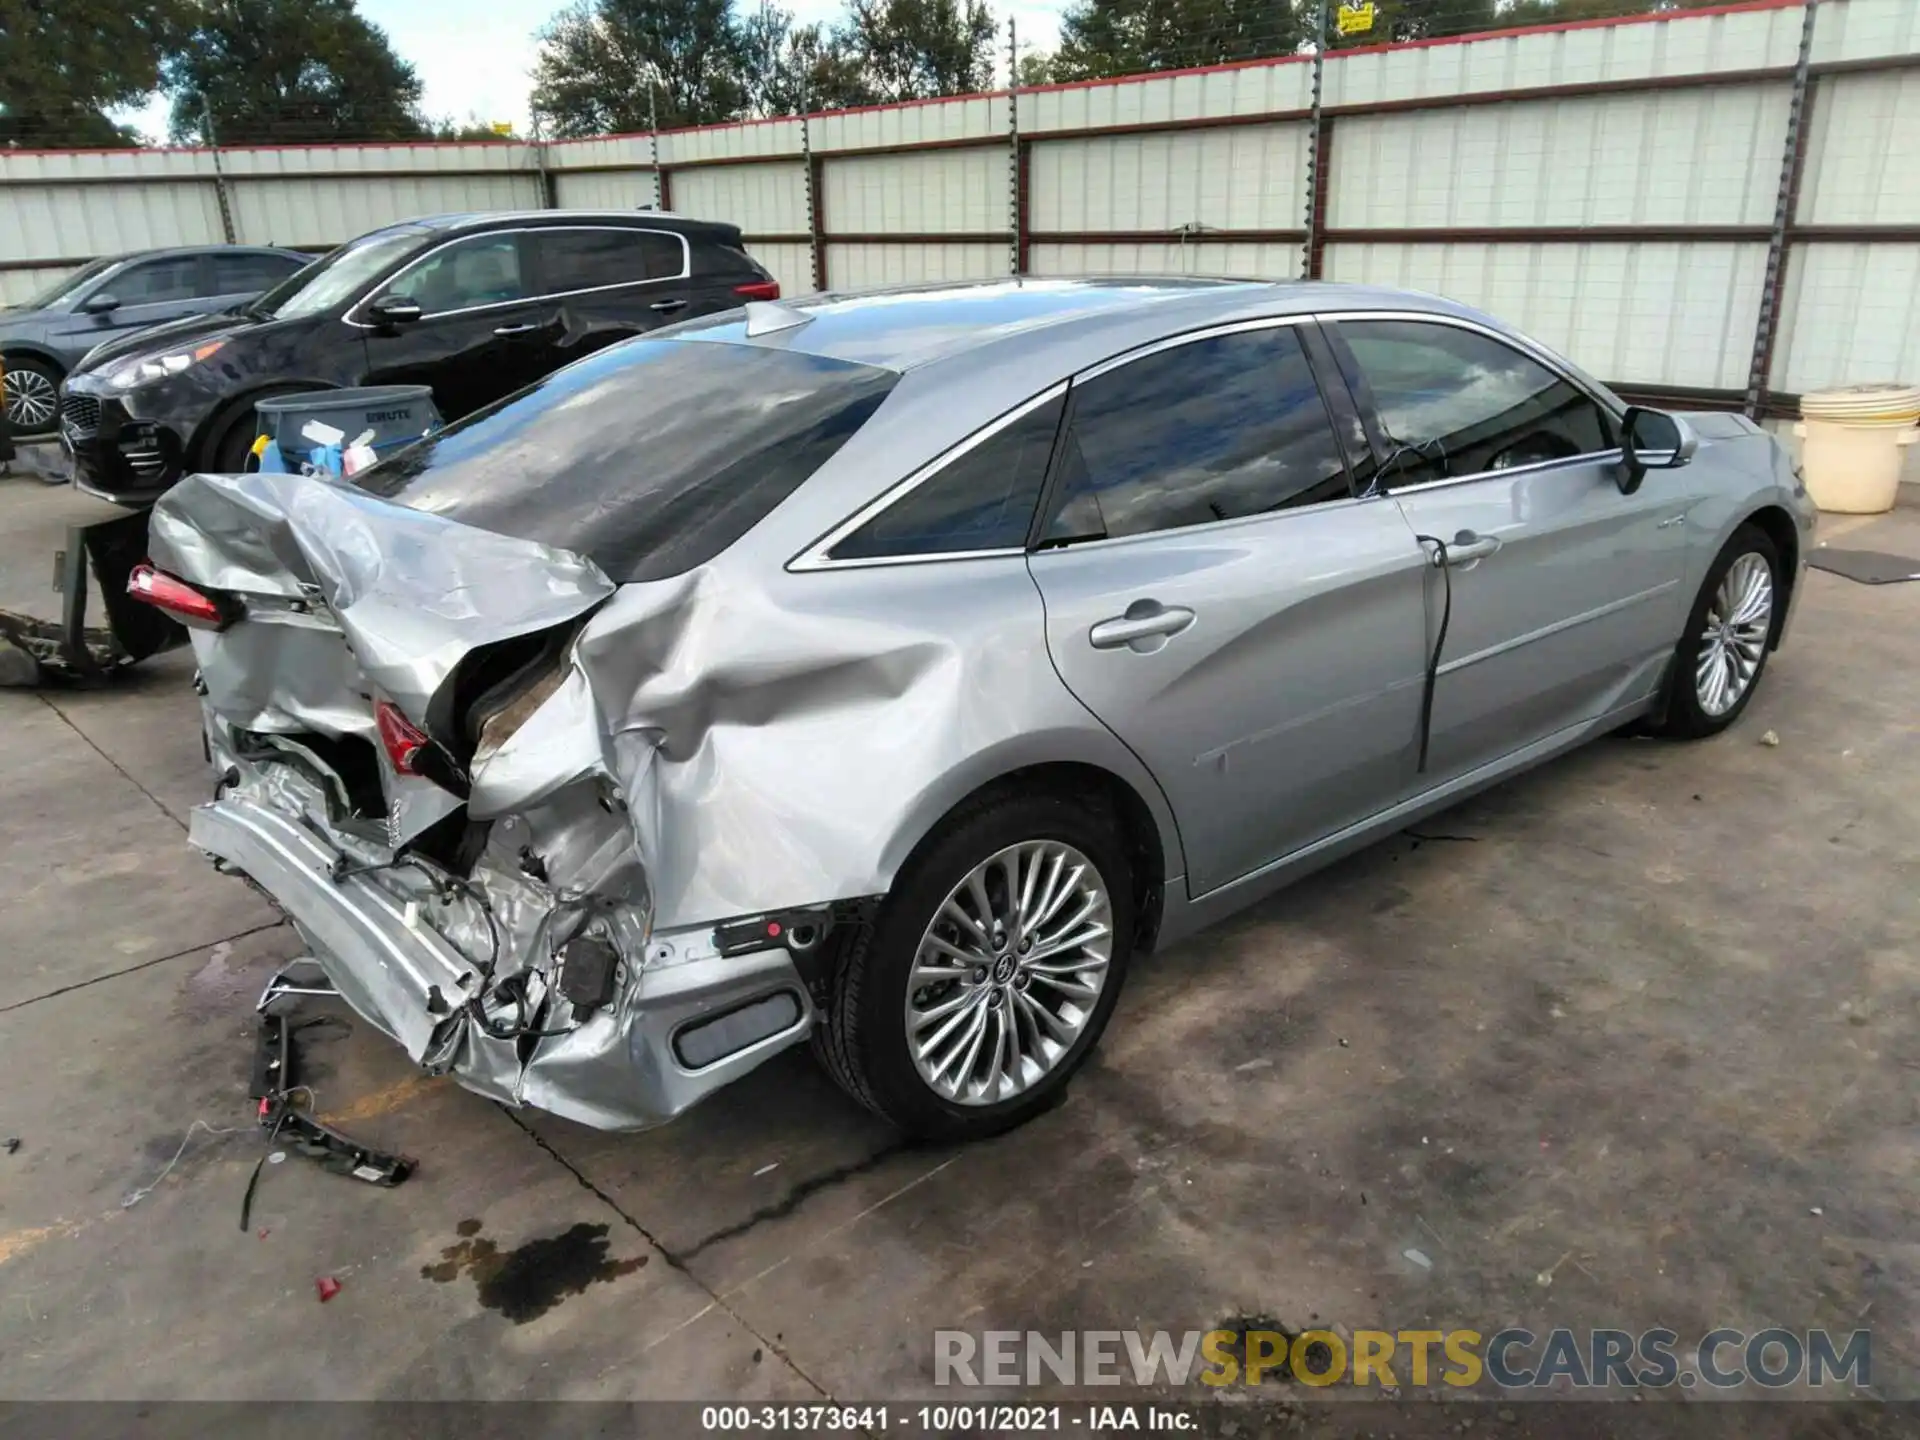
[[744, 300, 812, 338]]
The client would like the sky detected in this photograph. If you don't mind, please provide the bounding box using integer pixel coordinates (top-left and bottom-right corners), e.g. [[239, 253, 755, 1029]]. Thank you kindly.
[[122, 0, 1068, 142]]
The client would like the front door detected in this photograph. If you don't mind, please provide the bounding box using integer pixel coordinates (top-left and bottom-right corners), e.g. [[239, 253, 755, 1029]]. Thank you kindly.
[[1331, 317, 1694, 783], [52, 253, 206, 354], [1027, 321, 1432, 897], [357, 232, 556, 421]]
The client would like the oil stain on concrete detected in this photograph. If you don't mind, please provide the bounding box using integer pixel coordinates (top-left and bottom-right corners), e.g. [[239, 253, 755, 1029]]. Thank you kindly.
[[422, 1217, 648, 1323]]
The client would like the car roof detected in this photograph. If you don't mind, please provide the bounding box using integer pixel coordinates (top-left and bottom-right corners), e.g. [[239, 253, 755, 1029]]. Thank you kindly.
[[100, 244, 307, 262], [672, 277, 1492, 375], [414, 209, 740, 236]]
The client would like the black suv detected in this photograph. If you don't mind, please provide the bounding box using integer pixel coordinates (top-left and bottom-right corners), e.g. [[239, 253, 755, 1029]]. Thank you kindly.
[[59, 211, 780, 505]]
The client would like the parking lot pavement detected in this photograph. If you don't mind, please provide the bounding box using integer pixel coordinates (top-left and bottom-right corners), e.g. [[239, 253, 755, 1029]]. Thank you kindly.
[[0, 490, 1914, 1403]]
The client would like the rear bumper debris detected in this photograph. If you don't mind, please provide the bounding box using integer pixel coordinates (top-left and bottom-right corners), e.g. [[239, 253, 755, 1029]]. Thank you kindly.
[[191, 787, 818, 1131]]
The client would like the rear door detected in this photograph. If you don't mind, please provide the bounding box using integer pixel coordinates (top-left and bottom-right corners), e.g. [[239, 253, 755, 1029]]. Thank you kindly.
[[357, 231, 554, 420], [524, 226, 700, 376], [207, 250, 306, 311], [1330, 315, 1692, 783], [1026, 320, 1432, 897]]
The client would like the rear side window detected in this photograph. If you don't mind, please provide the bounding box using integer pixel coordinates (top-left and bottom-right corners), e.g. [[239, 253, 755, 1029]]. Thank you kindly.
[[1043, 325, 1353, 544], [691, 241, 761, 277], [212, 251, 304, 294], [359, 340, 898, 583], [112, 257, 201, 304], [829, 393, 1063, 560], [1338, 319, 1617, 486], [534, 229, 685, 293]]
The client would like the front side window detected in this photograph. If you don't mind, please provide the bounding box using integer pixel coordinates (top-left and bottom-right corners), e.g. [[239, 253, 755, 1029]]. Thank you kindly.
[[829, 393, 1064, 560], [1043, 325, 1353, 544], [532, 229, 685, 294], [1338, 319, 1617, 487], [379, 234, 527, 316], [112, 257, 201, 304]]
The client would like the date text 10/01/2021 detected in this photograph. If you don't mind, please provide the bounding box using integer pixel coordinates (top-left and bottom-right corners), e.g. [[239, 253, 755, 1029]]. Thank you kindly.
[[700, 1406, 1192, 1431]]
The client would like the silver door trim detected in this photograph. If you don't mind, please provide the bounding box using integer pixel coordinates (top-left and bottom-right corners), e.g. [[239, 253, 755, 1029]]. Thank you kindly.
[[344, 225, 692, 329], [1435, 579, 1681, 677]]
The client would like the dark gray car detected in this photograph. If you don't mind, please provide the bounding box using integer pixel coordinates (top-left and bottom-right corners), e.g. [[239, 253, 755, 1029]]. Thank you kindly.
[[1, 246, 308, 435]]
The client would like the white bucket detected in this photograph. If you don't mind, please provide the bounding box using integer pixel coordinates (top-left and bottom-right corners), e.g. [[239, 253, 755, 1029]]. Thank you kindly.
[[1796, 385, 1920, 514], [1794, 418, 1919, 514]]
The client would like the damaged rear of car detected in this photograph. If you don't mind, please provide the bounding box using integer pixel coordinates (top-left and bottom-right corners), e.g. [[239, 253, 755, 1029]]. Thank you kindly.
[[150, 332, 919, 1130]]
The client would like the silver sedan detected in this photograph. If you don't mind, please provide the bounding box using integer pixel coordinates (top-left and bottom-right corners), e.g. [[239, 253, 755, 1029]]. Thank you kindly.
[[142, 279, 1814, 1140]]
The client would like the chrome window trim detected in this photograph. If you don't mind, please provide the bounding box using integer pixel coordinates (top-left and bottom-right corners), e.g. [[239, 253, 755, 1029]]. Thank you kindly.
[[344, 224, 692, 328], [788, 383, 1070, 573], [1312, 307, 1627, 495]]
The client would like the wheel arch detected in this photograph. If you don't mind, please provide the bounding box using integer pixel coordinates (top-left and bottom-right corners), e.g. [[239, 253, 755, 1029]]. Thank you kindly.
[[879, 747, 1182, 956], [190, 378, 340, 470], [0, 343, 68, 375], [1738, 504, 1800, 649]]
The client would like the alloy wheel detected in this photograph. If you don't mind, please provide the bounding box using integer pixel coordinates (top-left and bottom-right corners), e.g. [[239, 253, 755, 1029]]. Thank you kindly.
[[903, 841, 1113, 1106], [3, 366, 57, 430], [1695, 552, 1773, 717]]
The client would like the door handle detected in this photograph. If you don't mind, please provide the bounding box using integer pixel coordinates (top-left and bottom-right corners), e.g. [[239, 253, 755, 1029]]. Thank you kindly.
[[650, 299, 688, 313], [1434, 530, 1501, 566], [492, 322, 540, 336], [1089, 603, 1196, 650]]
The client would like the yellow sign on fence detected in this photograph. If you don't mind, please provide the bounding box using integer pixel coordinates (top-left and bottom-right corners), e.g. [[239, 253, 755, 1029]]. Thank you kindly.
[[1337, 2, 1376, 35]]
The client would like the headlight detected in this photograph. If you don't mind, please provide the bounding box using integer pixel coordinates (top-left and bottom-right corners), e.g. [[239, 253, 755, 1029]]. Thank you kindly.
[[107, 339, 226, 390]]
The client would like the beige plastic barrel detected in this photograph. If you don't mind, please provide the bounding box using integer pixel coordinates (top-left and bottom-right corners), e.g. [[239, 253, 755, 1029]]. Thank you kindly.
[[1796, 384, 1920, 514]]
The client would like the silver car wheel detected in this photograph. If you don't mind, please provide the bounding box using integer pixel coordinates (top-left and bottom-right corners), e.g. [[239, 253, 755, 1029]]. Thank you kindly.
[[903, 840, 1114, 1107], [1695, 551, 1773, 718], [4, 365, 57, 430]]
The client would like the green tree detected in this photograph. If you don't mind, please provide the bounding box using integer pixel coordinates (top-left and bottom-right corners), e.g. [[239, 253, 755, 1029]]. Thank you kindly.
[[840, 0, 996, 103], [532, 0, 750, 136], [0, 0, 184, 147], [162, 0, 428, 144], [736, 4, 874, 115], [1053, 0, 1303, 80], [1015, 50, 1058, 87]]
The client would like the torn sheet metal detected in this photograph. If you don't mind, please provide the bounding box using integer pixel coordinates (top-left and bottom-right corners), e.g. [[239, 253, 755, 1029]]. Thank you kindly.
[[152, 460, 1116, 1128]]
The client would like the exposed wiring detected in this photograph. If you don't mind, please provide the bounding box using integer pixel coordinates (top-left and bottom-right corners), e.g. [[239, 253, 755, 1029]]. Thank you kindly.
[[122, 1118, 251, 1209], [1414, 535, 1453, 775]]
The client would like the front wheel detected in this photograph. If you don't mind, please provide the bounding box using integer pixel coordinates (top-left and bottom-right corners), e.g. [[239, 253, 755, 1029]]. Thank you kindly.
[[812, 790, 1135, 1141], [3, 356, 62, 437], [1656, 523, 1781, 739]]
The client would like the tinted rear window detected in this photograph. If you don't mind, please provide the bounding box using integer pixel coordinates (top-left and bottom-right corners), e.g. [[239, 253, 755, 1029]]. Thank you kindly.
[[357, 339, 898, 582]]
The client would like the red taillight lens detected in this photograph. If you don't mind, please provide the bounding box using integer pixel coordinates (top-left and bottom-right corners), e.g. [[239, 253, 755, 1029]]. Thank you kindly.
[[374, 699, 430, 776], [734, 279, 781, 301], [127, 562, 231, 630]]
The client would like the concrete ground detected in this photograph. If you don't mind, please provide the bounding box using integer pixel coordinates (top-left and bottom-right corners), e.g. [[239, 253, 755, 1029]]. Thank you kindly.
[[1, 462, 1915, 1423]]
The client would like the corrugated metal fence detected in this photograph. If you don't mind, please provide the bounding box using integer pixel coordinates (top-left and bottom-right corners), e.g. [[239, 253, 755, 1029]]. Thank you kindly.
[[3, 0, 1918, 411]]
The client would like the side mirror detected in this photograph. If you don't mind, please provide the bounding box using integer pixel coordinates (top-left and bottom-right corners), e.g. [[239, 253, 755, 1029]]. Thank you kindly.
[[367, 294, 424, 327], [80, 292, 120, 316], [1618, 406, 1698, 495]]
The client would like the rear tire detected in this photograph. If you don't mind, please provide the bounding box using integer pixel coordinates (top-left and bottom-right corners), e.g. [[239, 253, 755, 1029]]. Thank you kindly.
[[812, 789, 1135, 1141], [1656, 523, 1781, 739], [3, 356, 62, 438]]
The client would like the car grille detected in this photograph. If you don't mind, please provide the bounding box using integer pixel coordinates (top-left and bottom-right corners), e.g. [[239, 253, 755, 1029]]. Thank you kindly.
[[60, 393, 101, 439]]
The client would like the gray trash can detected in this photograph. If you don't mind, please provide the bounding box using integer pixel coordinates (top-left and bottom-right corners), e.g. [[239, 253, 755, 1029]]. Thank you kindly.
[[253, 385, 441, 463]]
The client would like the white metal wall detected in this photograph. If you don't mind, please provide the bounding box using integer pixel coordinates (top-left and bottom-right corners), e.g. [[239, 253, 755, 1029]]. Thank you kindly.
[[4, 0, 1920, 399], [1030, 123, 1307, 232]]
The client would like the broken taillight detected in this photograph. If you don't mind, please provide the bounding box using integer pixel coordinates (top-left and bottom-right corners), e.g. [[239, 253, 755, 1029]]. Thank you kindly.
[[373, 699, 430, 776], [127, 562, 235, 631], [734, 279, 781, 301]]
